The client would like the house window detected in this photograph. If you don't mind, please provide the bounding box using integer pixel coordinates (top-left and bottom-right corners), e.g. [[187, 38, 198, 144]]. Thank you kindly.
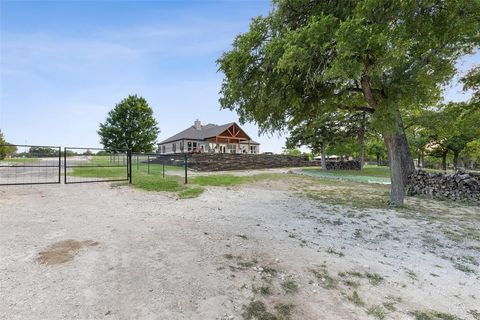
[[172, 143, 176, 153], [187, 141, 198, 152], [250, 146, 257, 154], [180, 141, 184, 152], [162, 145, 166, 154]]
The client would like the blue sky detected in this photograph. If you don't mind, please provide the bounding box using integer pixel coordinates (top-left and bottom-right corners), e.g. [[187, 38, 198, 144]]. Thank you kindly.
[[0, 1, 478, 152]]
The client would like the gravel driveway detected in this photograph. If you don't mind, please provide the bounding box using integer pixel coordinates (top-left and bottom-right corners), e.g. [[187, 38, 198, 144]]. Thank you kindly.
[[0, 179, 478, 320]]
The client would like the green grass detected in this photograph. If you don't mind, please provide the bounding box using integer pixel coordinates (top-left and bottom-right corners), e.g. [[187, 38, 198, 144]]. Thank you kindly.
[[300, 165, 391, 184], [132, 175, 184, 192], [367, 306, 386, 320], [365, 272, 384, 285], [346, 291, 365, 306], [281, 280, 299, 294], [178, 187, 204, 199], [70, 157, 204, 198], [274, 303, 294, 319], [411, 310, 463, 320], [242, 301, 277, 320], [191, 174, 245, 186], [311, 267, 338, 289], [70, 166, 126, 178], [190, 173, 284, 186]]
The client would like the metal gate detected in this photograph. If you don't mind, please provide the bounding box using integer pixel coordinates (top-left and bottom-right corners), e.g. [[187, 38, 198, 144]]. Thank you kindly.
[[64, 147, 131, 184], [0, 144, 61, 185]]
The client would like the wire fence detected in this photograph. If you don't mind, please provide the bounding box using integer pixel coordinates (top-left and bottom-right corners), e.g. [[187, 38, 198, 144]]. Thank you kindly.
[[132, 153, 188, 184], [0, 145, 61, 185], [64, 147, 130, 184], [0, 146, 191, 186]]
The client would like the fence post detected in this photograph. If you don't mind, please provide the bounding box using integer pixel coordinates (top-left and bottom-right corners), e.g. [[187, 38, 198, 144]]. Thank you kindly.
[[127, 150, 132, 184], [58, 147, 61, 184], [136, 155, 139, 170], [162, 159, 165, 178], [147, 156, 150, 174], [64, 147, 67, 184], [184, 153, 188, 184]]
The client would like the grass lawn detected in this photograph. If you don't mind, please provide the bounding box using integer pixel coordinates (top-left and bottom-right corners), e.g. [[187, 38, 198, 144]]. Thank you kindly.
[[70, 166, 126, 178], [131, 174, 204, 199], [300, 165, 391, 184], [190, 173, 285, 186], [70, 157, 202, 198]]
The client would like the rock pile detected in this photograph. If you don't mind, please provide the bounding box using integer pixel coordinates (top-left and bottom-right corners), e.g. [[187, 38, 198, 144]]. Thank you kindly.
[[407, 170, 480, 204], [325, 160, 361, 170]]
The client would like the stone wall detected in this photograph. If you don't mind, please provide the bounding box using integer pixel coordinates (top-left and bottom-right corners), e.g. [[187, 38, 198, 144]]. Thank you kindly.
[[407, 170, 480, 204], [182, 153, 360, 171]]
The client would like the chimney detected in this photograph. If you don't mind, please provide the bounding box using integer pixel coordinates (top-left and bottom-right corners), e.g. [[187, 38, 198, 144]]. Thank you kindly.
[[194, 119, 202, 130]]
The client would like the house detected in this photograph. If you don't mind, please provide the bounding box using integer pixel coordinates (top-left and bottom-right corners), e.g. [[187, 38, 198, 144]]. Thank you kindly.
[[158, 120, 260, 154]]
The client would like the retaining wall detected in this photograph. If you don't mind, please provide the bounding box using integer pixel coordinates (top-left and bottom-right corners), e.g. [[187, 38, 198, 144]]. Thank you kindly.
[[183, 153, 360, 171]]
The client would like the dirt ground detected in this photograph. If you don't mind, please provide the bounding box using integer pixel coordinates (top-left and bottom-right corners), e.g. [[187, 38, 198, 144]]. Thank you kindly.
[[0, 174, 479, 320]]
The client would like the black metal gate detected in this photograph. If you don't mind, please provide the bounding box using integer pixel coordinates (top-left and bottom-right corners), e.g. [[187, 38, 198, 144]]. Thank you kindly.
[[64, 147, 130, 184], [0, 144, 61, 185]]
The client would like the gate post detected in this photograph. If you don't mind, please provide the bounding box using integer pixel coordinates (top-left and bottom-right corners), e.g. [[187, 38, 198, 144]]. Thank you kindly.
[[58, 147, 61, 184], [64, 147, 67, 184], [184, 153, 188, 184], [127, 150, 132, 184]]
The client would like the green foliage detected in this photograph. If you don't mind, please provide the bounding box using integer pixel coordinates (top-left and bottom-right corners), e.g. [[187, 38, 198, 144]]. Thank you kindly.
[[282, 147, 302, 156], [218, 0, 479, 132], [462, 65, 480, 106], [365, 134, 387, 164], [28, 147, 58, 156], [98, 95, 159, 152], [286, 112, 370, 162], [0, 130, 17, 160], [419, 102, 480, 168], [217, 0, 480, 204]]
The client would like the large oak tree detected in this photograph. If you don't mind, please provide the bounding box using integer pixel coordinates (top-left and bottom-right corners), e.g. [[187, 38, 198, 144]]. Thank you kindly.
[[217, 0, 479, 206]]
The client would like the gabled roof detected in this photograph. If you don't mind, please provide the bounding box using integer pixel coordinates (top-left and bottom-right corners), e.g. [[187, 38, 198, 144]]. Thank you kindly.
[[159, 122, 253, 144]]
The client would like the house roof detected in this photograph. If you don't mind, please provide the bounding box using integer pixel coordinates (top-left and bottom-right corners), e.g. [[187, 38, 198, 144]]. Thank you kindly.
[[159, 122, 257, 144]]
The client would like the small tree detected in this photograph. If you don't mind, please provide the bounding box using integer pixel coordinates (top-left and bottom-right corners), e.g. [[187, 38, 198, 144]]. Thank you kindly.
[[98, 95, 159, 152], [0, 130, 17, 160], [285, 111, 367, 169], [282, 147, 302, 156]]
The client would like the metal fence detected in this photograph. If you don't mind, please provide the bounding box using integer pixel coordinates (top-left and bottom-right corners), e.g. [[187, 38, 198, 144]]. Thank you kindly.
[[0, 145, 61, 185], [64, 147, 130, 184], [0, 146, 191, 186], [132, 153, 188, 184]]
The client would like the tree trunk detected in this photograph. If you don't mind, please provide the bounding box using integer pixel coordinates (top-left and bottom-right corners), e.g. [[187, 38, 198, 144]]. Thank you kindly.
[[452, 151, 459, 170], [420, 150, 425, 169], [376, 154, 380, 166], [382, 110, 415, 206], [321, 143, 327, 171], [359, 112, 366, 170], [441, 151, 447, 171]]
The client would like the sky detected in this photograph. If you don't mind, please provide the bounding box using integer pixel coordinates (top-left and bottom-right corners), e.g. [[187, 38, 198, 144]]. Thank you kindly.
[[0, 1, 478, 153]]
